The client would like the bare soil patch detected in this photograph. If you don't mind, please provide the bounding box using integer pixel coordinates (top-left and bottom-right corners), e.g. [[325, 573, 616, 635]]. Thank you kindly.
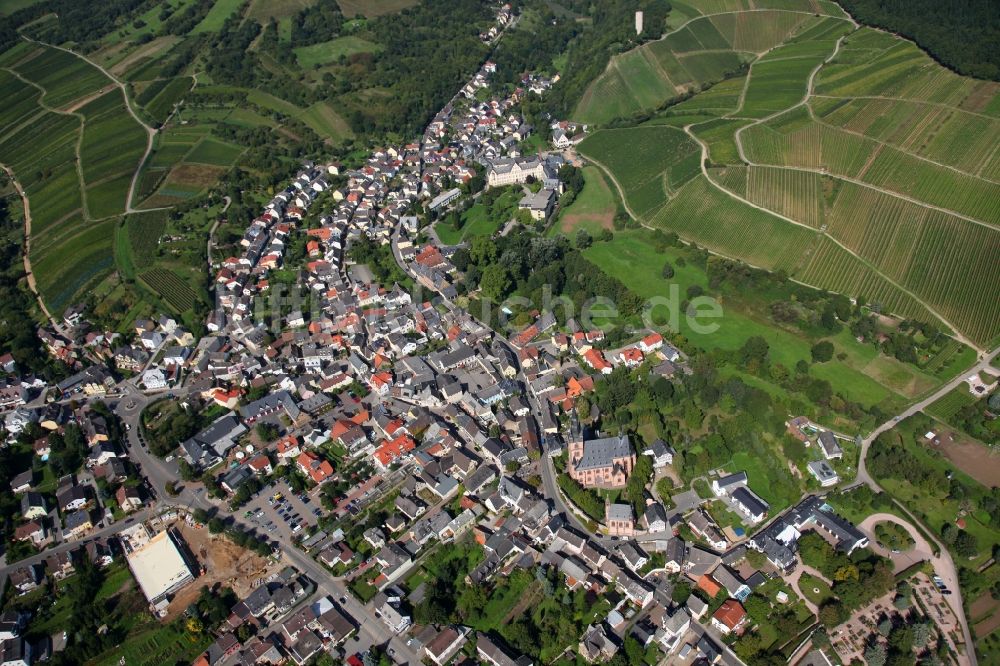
[[924, 433, 1000, 488], [165, 521, 278, 620], [110, 37, 180, 78], [972, 593, 1000, 621], [973, 599, 1000, 639], [559, 212, 614, 234], [165, 163, 226, 189], [63, 87, 113, 113]]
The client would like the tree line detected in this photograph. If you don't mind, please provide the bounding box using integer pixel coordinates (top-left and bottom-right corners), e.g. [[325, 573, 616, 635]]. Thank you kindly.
[[838, 0, 1000, 80]]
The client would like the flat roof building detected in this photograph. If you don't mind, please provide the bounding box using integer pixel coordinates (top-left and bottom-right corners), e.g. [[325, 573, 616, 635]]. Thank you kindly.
[[124, 527, 196, 607]]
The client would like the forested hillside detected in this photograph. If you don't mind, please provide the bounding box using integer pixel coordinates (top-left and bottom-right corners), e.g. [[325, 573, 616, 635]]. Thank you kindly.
[[836, 0, 1000, 80]]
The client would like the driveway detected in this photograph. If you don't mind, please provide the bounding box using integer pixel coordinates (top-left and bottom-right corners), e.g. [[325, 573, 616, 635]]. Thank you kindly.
[[672, 489, 703, 514]]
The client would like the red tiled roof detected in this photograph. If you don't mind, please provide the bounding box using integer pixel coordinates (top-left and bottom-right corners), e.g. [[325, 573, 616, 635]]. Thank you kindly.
[[374, 434, 416, 467], [713, 599, 746, 630]]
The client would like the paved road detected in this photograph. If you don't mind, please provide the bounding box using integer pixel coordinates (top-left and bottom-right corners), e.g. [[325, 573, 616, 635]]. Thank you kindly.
[[835, 348, 1000, 665], [0, 507, 157, 580], [858, 514, 936, 575], [855, 346, 1000, 487], [206, 196, 231, 271], [111, 382, 424, 663]]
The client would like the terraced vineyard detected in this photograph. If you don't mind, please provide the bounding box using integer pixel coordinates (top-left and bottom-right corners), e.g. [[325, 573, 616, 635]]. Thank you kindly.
[[577, 126, 701, 218], [575, 0, 850, 124], [0, 40, 151, 314], [577, 2, 1000, 349]]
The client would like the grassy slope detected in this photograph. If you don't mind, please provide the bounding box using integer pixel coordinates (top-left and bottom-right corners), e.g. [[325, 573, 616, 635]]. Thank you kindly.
[[583, 230, 942, 412], [548, 166, 617, 237]]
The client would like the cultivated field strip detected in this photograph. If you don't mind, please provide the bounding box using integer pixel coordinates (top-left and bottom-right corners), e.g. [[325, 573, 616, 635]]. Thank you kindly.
[[648, 173, 817, 272], [11, 45, 110, 110], [668, 75, 747, 115], [811, 96, 1000, 179], [578, 126, 700, 216], [690, 117, 753, 164], [79, 89, 149, 218], [0, 40, 151, 312], [815, 30, 1000, 113], [670, 0, 847, 16], [707, 165, 749, 196], [820, 183, 1000, 343], [903, 213, 1000, 345], [741, 113, 872, 174], [744, 166, 824, 228], [742, 115, 1000, 227], [573, 1, 1000, 346], [795, 237, 934, 321]]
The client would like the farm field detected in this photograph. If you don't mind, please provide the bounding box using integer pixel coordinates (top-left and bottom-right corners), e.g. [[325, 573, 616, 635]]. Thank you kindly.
[[139, 268, 201, 313], [925, 386, 977, 422], [578, 1, 1000, 349], [646, 174, 818, 274], [78, 90, 148, 217], [667, 75, 746, 116], [137, 76, 193, 126], [739, 38, 844, 119], [10, 43, 110, 110], [690, 117, 752, 165]]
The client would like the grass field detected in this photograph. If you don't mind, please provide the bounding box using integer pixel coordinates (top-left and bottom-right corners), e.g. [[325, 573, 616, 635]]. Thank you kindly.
[[336, 0, 417, 18], [185, 137, 244, 166], [294, 36, 382, 67], [193, 0, 246, 33], [550, 166, 617, 236], [435, 189, 521, 245], [581, 230, 937, 411]]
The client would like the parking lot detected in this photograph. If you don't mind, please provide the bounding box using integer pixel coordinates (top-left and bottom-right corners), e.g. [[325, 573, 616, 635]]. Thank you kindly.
[[242, 479, 322, 543]]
